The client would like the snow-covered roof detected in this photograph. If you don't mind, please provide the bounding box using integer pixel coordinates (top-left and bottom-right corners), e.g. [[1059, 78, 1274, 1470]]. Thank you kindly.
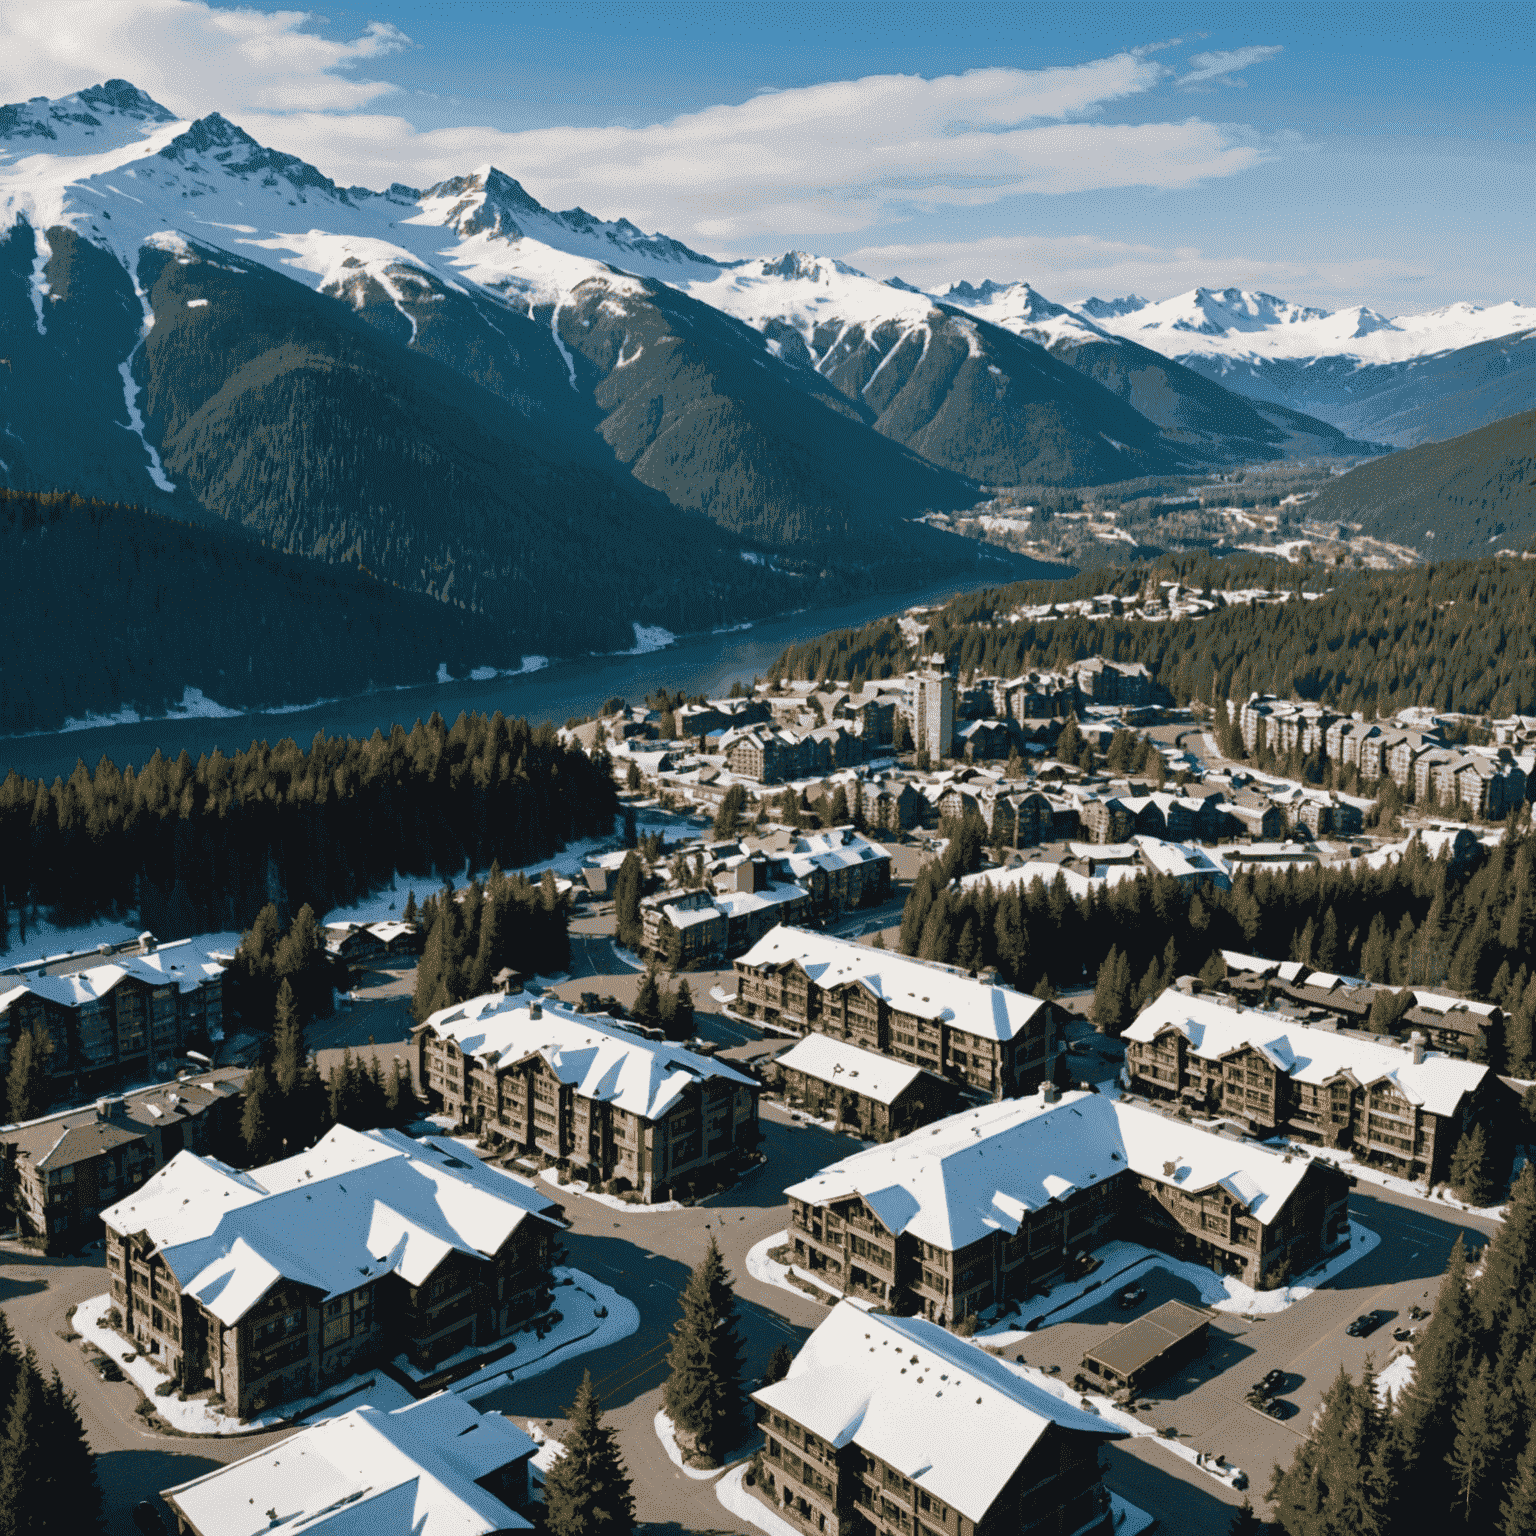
[[783, 1090, 1318, 1251], [753, 1301, 1122, 1524], [422, 992, 755, 1122], [100, 1127, 560, 1326], [737, 926, 1049, 1043], [959, 862, 1097, 900], [162, 1392, 536, 1536], [1127, 989, 1488, 1117], [0, 933, 233, 1010], [776, 1034, 927, 1106], [1133, 836, 1231, 887]]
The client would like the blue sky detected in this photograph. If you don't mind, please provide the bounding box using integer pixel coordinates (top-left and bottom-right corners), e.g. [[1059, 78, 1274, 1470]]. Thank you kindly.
[[7, 1, 1532, 310]]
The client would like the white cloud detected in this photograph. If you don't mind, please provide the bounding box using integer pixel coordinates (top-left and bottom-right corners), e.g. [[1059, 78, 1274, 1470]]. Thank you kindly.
[[839, 231, 1436, 311], [0, 0, 409, 116], [1179, 46, 1283, 89]]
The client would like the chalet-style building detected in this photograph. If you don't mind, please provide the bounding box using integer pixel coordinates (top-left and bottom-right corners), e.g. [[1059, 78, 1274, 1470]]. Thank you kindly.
[[162, 1392, 538, 1536], [780, 828, 893, 922], [733, 926, 1056, 1101], [1073, 658, 1152, 706], [753, 1301, 1122, 1536], [3, 1068, 246, 1253], [102, 1126, 563, 1419], [1124, 988, 1498, 1184], [323, 920, 421, 963], [416, 992, 759, 1201], [783, 1090, 1351, 1320], [776, 1033, 961, 1141], [0, 931, 232, 1093]]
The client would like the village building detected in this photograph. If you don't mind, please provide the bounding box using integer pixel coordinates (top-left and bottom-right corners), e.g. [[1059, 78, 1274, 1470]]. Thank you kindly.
[[0, 931, 233, 1092], [323, 920, 421, 963], [775, 1033, 961, 1141], [783, 1089, 1350, 1319], [1123, 988, 1500, 1184], [415, 992, 759, 1201], [753, 1300, 1122, 1536], [160, 1391, 538, 1536], [1073, 659, 1153, 706], [3, 1068, 247, 1254], [733, 926, 1056, 1101], [102, 1126, 564, 1419]]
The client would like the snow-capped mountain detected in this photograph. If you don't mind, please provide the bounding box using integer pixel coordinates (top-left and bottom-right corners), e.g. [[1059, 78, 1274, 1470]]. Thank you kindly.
[[1071, 286, 1536, 445]]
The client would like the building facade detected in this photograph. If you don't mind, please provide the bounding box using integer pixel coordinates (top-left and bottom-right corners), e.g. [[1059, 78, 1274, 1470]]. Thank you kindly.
[[734, 926, 1056, 1101], [912, 657, 956, 761], [416, 992, 760, 1201], [776, 1033, 961, 1141]]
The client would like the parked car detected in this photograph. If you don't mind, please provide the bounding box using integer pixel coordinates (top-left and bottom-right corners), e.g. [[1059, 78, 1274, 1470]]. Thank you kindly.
[[1346, 1312, 1386, 1338], [1252, 1369, 1287, 1397], [97, 1360, 123, 1382], [1117, 1285, 1147, 1309]]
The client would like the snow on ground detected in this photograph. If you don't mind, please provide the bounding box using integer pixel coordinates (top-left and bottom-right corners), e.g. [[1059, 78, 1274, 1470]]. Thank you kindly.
[[538, 1167, 684, 1214], [0, 912, 143, 967], [745, 1231, 850, 1304], [718, 1465, 804, 1536], [1267, 1139, 1516, 1221], [626, 623, 676, 655], [978, 1224, 1380, 1343], [655, 1410, 728, 1478], [524, 1424, 566, 1484], [73, 1293, 412, 1434], [1376, 1351, 1416, 1404], [610, 944, 647, 972]]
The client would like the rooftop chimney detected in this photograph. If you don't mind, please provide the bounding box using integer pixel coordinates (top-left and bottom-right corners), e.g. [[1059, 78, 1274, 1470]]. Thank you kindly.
[[95, 1096, 123, 1123], [528, 1001, 543, 1020], [1409, 1032, 1426, 1065], [1042, 1082, 1059, 1103]]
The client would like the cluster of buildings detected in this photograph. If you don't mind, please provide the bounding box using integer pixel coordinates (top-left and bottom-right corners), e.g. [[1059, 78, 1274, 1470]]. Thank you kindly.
[[0, 931, 234, 1095], [323, 919, 421, 963], [1123, 983, 1501, 1185], [1005, 580, 1324, 627], [101, 1123, 565, 1418], [1237, 695, 1527, 819]]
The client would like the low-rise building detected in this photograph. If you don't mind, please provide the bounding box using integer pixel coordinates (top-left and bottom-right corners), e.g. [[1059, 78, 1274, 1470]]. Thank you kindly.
[[161, 1391, 538, 1536], [324, 920, 421, 962], [3, 1068, 247, 1253], [1124, 988, 1499, 1184], [783, 1089, 1349, 1318], [753, 1300, 1122, 1536], [780, 828, 892, 921], [776, 1033, 961, 1141], [102, 1126, 564, 1418], [0, 931, 234, 1093], [733, 926, 1056, 1100], [416, 992, 759, 1201]]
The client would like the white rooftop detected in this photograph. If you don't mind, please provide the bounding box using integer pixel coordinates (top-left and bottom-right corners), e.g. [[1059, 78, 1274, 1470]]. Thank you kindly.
[[422, 992, 755, 1121], [1128, 988, 1487, 1117], [0, 933, 235, 1008], [101, 1126, 559, 1326], [163, 1391, 535, 1536], [737, 925, 1049, 1043], [754, 1301, 1122, 1524], [776, 1033, 927, 1106], [783, 1090, 1317, 1251]]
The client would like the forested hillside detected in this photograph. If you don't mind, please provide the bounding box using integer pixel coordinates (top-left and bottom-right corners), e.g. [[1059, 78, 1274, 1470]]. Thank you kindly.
[[0, 711, 615, 942], [0, 488, 524, 734], [769, 553, 1536, 717]]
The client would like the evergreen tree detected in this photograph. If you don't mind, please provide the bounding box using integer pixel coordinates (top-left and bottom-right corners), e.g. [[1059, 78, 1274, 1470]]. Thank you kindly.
[[670, 979, 695, 1042], [663, 1237, 746, 1464], [1227, 1500, 1260, 1536], [713, 785, 747, 840], [466, 897, 499, 998], [541, 1371, 635, 1536], [1474, 1161, 1536, 1333], [1448, 1360, 1516, 1527], [633, 969, 662, 1032], [613, 852, 643, 951], [1091, 948, 1132, 1038], [1447, 1125, 1498, 1207], [401, 889, 417, 926], [1500, 1433, 1536, 1535], [34, 1369, 103, 1536], [0, 1353, 47, 1536], [5, 1023, 52, 1123], [763, 1342, 795, 1386], [240, 1063, 280, 1167]]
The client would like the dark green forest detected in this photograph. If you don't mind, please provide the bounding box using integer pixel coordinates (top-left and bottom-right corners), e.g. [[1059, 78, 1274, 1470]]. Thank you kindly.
[[901, 816, 1536, 1072], [1269, 1168, 1536, 1535], [769, 553, 1536, 718], [0, 711, 616, 945]]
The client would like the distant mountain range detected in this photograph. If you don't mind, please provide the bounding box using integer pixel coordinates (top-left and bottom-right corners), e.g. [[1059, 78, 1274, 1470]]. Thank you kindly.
[[1, 80, 1532, 725]]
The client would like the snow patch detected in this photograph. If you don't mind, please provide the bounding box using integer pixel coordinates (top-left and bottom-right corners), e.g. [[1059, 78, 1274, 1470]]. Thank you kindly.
[[184, 297, 208, 308], [437, 663, 452, 684], [655, 1411, 728, 1478], [626, 622, 675, 654], [538, 1167, 685, 1214], [549, 300, 578, 389], [28, 226, 50, 334], [718, 1466, 803, 1536], [1376, 1351, 1415, 1404], [117, 274, 175, 493]]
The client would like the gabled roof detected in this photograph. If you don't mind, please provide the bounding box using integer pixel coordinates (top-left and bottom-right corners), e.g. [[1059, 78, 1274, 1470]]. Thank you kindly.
[[753, 1302, 1122, 1524], [423, 993, 755, 1121], [101, 1127, 560, 1326], [1128, 988, 1487, 1116], [162, 1392, 535, 1536], [737, 926, 1048, 1043]]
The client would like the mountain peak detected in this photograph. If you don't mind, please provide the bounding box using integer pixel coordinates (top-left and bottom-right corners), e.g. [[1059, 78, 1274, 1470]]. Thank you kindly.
[[1078, 295, 1149, 319], [160, 113, 352, 201], [0, 79, 178, 152]]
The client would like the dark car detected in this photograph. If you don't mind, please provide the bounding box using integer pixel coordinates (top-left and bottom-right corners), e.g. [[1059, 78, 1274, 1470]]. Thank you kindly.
[[1346, 1312, 1385, 1338], [1253, 1369, 1287, 1397], [1117, 1285, 1147, 1309], [97, 1360, 123, 1382], [132, 1502, 166, 1536]]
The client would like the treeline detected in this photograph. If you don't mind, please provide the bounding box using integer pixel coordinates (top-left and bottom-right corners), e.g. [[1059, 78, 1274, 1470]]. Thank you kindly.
[[901, 815, 1536, 1071], [769, 553, 1536, 718], [0, 710, 616, 941], [1269, 1165, 1536, 1534], [411, 869, 571, 1022], [0, 1311, 103, 1534]]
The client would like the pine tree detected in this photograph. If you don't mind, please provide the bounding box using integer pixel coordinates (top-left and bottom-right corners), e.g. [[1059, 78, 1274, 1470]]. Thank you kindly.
[[401, 889, 418, 926], [34, 1369, 103, 1536], [1448, 1360, 1517, 1527], [671, 980, 695, 1042], [633, 969, 662, 1031], [1500, 1433, 1536, 1535], [0, 1353, 45, 1536], [1447, 1124, 1497, 1207], [240, 1063, 280, 1167], [763, 1342, 795, 1386], [466, 897, 499, 998], [541, 1371, 634, 1536], [5, 1023, 52, 1123], [613, 852, 643, 951], [1091, 947, 1131, 1038], [1474, 1161, 1536, 1333], [1360, 913, 1390, 982], [1227, 1500, 1260, 1536], [663, 1236, 746, 1464]]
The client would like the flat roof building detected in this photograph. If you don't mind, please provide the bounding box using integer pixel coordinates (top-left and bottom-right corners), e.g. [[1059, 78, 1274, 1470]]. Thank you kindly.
[[1081, 1300, 1214, 1395]]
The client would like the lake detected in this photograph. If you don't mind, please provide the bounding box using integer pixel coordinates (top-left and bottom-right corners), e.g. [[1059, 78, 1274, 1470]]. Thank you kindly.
[[3, 573, 1007, 783]]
